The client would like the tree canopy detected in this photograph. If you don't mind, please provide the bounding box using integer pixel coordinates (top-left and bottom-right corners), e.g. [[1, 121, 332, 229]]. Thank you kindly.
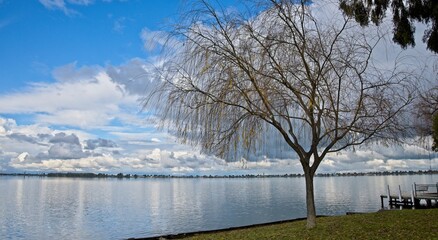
[[339, 0, 438, 53], [145, 0, 416, 228]]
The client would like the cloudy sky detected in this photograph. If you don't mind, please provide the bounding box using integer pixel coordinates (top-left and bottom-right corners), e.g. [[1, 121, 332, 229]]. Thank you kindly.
[[0, 0, 436, 175]]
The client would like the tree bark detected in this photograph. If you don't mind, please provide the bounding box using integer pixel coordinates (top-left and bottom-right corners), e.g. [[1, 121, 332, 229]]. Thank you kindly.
[[304, 169, 316, 228]]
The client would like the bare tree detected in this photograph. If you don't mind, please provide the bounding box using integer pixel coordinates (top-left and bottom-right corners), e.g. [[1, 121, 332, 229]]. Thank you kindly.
[[422, 87, 438, 114], [415, 86, 438, 149], [144, 0, 416, 228]]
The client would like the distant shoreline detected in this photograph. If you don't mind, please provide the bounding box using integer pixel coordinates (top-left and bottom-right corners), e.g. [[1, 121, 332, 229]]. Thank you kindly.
[[0, 169, 437, 179]]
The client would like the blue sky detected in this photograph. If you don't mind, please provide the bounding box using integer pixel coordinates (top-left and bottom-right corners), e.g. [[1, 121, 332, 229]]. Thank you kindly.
[[0, 0, 177, 91], [0, 0, 437, 174]]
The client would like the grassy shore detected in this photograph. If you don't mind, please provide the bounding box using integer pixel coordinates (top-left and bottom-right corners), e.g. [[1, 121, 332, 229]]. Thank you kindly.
[[179, 209, 438, 239]]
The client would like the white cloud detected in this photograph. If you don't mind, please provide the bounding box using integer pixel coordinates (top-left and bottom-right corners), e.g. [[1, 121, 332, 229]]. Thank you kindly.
[[0, 118, 15, 135], [0, 50, 436, 175], [106, 57, 155, 96], [10, 155, 119, 172], [0, 116, 228, 174], [366, 159, 385, 167], [113, 17, 129, 34], [0, 67, 138, 128], [36, 110, 113, 128], [39, 0, 67, 10], [39, 0, 94, 15], [141, 28, 165, 51], [317, 140, 437, 173], [67, 0, 93, 5], [2, 116, 436, 174], [52, 62, 102, 82], [39, 0, 76, 15]]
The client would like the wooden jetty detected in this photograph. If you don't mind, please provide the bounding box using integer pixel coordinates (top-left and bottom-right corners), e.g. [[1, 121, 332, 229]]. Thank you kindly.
[[380, 183, 438, 209]]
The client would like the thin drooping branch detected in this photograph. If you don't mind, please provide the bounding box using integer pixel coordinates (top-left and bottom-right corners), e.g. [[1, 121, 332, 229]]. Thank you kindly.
[[143, 0, 417, 228]]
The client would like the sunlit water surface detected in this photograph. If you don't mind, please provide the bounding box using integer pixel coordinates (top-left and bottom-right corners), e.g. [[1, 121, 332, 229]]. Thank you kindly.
[[1, 174, 437, 239]]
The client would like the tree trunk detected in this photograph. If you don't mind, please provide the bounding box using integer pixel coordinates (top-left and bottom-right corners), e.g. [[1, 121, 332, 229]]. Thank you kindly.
[[304, 170, 316, 228]]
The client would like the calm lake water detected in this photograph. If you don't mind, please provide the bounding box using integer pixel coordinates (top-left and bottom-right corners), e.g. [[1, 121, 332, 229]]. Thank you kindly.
[[1, 174, 437, 239]]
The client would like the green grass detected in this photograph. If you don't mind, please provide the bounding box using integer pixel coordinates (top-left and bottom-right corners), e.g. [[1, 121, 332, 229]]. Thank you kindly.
[[181, 209, 438, 240]]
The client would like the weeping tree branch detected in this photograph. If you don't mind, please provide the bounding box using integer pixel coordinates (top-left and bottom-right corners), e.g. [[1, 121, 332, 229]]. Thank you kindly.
[[143, 0, 417, 228]]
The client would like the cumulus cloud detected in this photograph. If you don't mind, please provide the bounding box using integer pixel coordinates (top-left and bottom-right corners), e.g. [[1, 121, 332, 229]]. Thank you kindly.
[[3, 126, 436, 174], [49, 132, 81, 145], [38, 133, 90, 160], [0, 73, 117, 113], [1, 116, 276, 174], [85, 138, 118, 150], [0, 117, 97, 170], [47, 142, 88, 159], [106, 58, 154, 96], [7, 133, 39, 144], [0, 118, 16, 135], [318, 140, 436, 173], [7, 146, 227, 174], [0, 116, 230, 174], [0, 65, 139, 128], [0, 50, 436, 175], [10, 155, 119, 172], [0, 119, 52, 159], [52, 62, 102, 82]]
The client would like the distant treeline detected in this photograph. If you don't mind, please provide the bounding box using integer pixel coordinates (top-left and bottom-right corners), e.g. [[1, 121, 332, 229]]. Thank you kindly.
[[0, 170, 437, 179]]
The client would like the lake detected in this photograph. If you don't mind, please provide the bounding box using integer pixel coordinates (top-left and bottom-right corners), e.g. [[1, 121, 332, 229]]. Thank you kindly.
[[1, 174, 437, 239]]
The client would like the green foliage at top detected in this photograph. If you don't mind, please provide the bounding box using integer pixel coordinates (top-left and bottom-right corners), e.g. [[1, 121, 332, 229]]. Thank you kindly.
[[339, 0, 438, 54], [182, 209, 438, 239]]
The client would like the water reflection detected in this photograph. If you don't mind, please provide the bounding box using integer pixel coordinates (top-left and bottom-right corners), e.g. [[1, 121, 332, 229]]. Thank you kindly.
[[0, 175, 437, 239]]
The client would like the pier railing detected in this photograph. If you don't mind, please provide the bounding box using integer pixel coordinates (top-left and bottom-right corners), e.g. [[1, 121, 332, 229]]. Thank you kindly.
[[413, 183, 438, 196], [380, 183, 438, 209]]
